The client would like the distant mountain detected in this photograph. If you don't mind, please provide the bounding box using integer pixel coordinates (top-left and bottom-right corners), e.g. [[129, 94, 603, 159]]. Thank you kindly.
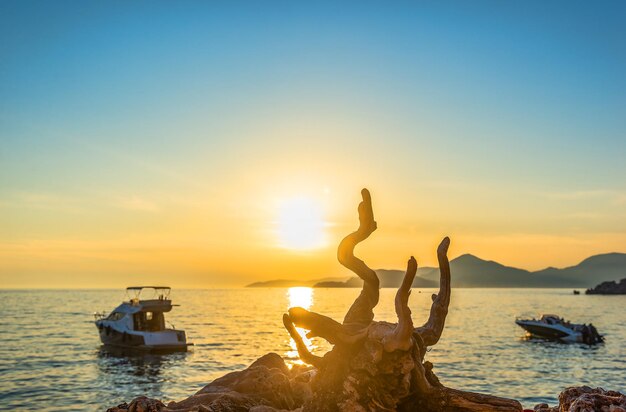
[[246, 277, 346, 288], [314, 255, 536, 288], [533, 253, 626, 287], [418, 253, 626, 288], [315, 278, 362, 288], [420, 254, 534, 287], [248, 252, 626, 288], [314, 269, 437, 288]]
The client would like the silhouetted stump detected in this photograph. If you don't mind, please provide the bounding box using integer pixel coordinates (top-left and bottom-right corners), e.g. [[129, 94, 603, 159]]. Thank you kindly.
[[280, 189, 521, 412]]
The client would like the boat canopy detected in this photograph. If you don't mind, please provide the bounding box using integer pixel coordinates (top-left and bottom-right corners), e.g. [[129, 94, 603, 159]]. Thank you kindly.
[[126, 286, 171, 302], [127, 286, 171, 291]]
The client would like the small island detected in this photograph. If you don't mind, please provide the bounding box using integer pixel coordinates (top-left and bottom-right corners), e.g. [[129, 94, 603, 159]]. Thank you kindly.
[[585, 278, 626, 295]]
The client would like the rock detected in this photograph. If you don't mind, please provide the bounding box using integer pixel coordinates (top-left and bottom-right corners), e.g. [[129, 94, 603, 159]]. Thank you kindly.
[[106, 402, 130, 412], [249, 407, 300, 412], [107, 354, 315, 412], [106, 396, 165, 412], [534, 386, 626, 412], [105, 356, 626, 412], [586, 278, 626, 295]]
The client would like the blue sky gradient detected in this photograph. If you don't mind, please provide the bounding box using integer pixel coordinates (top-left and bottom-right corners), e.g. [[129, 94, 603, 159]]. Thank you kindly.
[[1, 1, 625, 286]]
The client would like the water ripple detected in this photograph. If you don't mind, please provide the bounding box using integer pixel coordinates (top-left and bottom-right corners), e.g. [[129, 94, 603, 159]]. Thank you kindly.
[[0, 288, 624, 411]]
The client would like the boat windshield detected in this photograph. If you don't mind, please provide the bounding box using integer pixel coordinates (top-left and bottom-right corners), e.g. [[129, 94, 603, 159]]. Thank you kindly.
[[540, 314, 563, 325], [126, 286, 171, 301]]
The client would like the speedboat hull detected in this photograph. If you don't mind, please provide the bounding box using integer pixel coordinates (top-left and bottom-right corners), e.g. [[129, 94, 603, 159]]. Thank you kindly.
[[515, 314, 603, 344], [515, 319, 580, 342]]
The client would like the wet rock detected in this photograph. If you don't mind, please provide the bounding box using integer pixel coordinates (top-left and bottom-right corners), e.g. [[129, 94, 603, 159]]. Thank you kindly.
[[533, 386, 626, 412], [185, 353, 300, 411], [106, 356, 626, 412], [106, 396, 165, 412], [249, 407, 300, 412], [106, 354, 314, 412]]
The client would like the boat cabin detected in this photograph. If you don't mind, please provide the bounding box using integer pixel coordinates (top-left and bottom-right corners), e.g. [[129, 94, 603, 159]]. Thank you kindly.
[[95, 286, 191, 351], [100, 286, 176, 332], [133, 310, 165, 332]]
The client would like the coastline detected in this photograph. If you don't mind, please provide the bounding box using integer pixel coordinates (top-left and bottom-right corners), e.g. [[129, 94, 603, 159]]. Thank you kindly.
[[106, 353, 626, 412]]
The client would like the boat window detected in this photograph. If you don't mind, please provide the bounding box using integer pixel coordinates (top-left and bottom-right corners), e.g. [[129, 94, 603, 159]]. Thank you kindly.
[[133, 311, 165, 332], [107, 312, 125, 321]]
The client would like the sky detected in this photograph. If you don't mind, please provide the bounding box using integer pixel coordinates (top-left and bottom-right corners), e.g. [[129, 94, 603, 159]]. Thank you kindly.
[[1, 1, 625, 288]]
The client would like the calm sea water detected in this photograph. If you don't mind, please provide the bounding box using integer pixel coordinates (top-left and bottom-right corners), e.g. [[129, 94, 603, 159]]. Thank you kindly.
[[0, 288, 624, 411]]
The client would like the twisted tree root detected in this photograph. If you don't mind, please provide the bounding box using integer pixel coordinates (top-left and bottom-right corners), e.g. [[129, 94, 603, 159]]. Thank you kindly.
[[285, 189, 522, 412]]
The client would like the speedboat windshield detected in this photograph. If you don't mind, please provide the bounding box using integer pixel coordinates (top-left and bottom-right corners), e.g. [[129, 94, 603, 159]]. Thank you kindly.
[[540, 314, 562, 324]]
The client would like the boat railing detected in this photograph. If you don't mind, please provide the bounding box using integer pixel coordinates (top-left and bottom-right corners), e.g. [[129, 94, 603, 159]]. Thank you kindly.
[[93, 311, 108, 321]]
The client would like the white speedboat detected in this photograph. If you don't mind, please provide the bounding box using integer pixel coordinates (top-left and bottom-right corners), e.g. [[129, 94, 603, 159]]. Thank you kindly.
[[94, 286, 192, 352], [515, 314, 603, 344]]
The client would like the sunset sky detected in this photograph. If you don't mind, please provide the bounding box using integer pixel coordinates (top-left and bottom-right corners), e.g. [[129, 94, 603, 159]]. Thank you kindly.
[[1, 2, 625, 288]]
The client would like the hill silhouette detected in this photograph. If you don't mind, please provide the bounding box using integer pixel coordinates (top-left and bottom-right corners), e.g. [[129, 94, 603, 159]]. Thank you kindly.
[[314, 269, 437, 288], [532, 253, 626, 287], [247, 277, 346, 288], [246, 252, 626, 288]]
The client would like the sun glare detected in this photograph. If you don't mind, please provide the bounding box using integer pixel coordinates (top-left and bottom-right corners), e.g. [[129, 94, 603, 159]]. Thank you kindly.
[[276, 197, 327, 250]]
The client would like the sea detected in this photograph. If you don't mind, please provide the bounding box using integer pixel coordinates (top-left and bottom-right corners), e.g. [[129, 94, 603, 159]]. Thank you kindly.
[[0, 288, 624, 411]]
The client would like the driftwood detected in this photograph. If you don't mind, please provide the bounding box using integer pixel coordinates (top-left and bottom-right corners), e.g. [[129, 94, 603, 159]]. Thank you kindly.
[[108, 189, 524, 412], [280, 189, 521, 412]]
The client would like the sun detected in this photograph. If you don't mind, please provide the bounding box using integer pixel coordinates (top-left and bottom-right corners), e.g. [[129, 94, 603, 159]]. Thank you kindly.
[[276, 197, 327, 250]]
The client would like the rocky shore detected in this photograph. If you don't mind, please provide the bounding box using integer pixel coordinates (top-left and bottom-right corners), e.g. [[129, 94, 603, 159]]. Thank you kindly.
[[106, 353, 626, 412], [534, 386, 626, 412], [586, 278, 626, 295]]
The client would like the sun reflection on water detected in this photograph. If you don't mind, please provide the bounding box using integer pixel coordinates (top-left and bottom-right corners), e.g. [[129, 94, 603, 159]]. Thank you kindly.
[[288, 286, 313, 309], [286, 287, 315, 365]]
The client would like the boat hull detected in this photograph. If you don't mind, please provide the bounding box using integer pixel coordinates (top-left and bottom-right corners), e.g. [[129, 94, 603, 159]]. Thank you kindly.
[[98, 324, 145, 346], [96, 322, 191, 352], [515, 320, 581, 342]]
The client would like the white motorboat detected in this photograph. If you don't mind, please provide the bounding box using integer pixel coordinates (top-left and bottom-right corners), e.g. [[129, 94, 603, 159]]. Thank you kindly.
[[94, 286, 192, 352], [515, 314, 603, 344]]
